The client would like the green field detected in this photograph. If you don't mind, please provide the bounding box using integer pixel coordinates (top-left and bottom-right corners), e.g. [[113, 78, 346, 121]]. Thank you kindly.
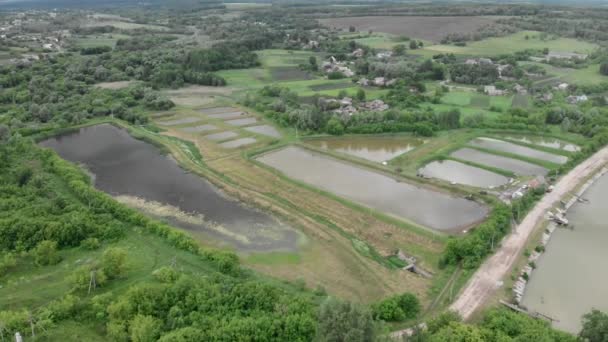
[[524, 62, 608, 86], [419, 30, 598, 56], [72, 33, 131, 48], [437, 91, 512, 120]]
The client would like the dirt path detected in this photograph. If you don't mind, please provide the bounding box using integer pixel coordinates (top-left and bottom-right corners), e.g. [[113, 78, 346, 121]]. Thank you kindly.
[[450, 145, 608, 320]]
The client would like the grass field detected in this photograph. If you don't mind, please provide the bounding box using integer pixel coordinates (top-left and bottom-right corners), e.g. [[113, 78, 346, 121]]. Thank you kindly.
[[436, 91, 511, 120], [72, 33, 131, 48], [523, 61, 608, 86], [319, 16, 503, 42], [419, 31, 598, 56]]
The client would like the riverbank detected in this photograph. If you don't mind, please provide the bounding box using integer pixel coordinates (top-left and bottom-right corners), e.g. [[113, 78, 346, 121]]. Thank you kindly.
[[513, 167, 608, 305], [519, 167, 608, 332], [449, 144, 608, 320]]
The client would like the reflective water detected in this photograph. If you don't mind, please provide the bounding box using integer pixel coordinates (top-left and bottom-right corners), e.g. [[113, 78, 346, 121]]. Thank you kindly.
[[419, 160, 509, 188], [469, 137, 567, 165], [452, 148, 548, 176], [307, 136, 425, 163], [257, 146, 488, 232], [40, 124, 299, 252], [522, 173, 608, 333]]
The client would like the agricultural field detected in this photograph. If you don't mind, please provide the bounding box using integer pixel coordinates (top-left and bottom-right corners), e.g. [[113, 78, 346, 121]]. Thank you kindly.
[[319, 16, 504, 42], [71, 33, 131, 48], [419, 30, 599, 56], [523, 61, 608, 86]]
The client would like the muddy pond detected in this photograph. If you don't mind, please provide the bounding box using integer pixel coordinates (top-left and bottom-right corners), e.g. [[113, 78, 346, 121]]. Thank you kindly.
[[40, 124, 299, 252], [257, 146, 488, 232], [419, 160, 509, 188], [306, 136, 425, 163], [522, 173, 608, 333]]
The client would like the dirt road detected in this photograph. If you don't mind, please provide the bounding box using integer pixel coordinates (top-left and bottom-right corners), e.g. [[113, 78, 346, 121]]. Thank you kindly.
[[450, 146, 608, 320]]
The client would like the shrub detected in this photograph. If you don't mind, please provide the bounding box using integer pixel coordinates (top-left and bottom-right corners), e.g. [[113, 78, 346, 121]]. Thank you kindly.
[[372, 293, 420, 322], [81, 238, 101, 250], [33, 240, 62, 266]]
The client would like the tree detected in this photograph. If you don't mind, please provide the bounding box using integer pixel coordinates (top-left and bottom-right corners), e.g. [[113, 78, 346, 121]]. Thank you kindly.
[[33, 240, 61, 266], [356, 88, 366, 101], [409, 40, 419, 50], [309, 56, 318, 71], [392, 44, 407, 56], [600, 63, 608, 76], [579, 309, 608, 342], [0, 124, 9, 143], [130, 315, 161, 342], [317, 299, 377, 342], [348, 26, 356, 33], [326, 118, 345, 135], [102, 247, 128, 279]]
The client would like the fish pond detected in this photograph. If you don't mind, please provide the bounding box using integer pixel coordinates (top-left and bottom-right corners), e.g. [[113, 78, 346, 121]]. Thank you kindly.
[[306, 136, 425, 163], [469, 137, 568, 165], [40, 124, 300, 252], [522, 173, 608, 333], [498, 134, 580, 152], [257, 146, 488, 232], [451, 148, 548, 176], [419, 160, 510, 188]]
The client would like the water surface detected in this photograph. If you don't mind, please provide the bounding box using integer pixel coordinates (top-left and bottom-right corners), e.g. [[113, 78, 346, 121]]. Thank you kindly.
[[500, 135, 580, 152], [245, 125, 281, 138], [205, 131, 239, 141], [452, 148, 548, 176], [522, 173, 608, 333], [180, 124, 218, 133], [226, 117, 258, 126], [220, 137, 257, 148], [469, 137, 567, 164], [419, 160, 509, 188], [257, 146, 488, 232], [307, 136, 424, 163], [40, 124, 299, 252], [158, 117, 201, 126]]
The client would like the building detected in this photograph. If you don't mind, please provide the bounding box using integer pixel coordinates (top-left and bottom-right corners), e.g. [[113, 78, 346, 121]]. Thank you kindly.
[[484, 85, 507, 96]]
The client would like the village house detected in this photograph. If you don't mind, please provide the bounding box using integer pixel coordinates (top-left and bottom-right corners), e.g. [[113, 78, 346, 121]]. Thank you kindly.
[[484, 85, 507, 96], [360, 99, 389, 111], [351, 48, 364, 58], [556, 83, 569, 91], [376, 51, 392, 59], [513, 84, 527, 95], [465, 58, 493, 65], [566, 94, 588, 104], [322, 56, 355, 77]]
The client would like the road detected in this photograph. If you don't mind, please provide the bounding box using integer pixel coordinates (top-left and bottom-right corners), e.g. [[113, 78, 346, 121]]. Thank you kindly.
[[449, 145, 608, 320]]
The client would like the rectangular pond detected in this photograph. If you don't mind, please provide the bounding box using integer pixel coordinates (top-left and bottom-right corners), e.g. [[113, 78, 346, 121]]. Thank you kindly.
[[205, 131, 239, 141], [522, 173, 608, 333], [197, 106, 240, 115], [257, 146, 489, 232], [244, 125, 282, 138], [469, 137, 568, 165], [219, 137, 257, 148], [499, 134, 580, 152], [179, 124, 218, 133], [39, 124, 299, 252], [306, 136, 425, 163], [207, 111, 248, 120], [451, 148, 548, 176], [158, 117, 201, 126], [225, 117, 258, 126], [419, 160, 510, 188]]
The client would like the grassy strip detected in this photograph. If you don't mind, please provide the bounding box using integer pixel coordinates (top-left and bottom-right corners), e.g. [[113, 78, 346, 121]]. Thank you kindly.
[[263, 192, 398, 269], [466, 145, 561, 170]]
